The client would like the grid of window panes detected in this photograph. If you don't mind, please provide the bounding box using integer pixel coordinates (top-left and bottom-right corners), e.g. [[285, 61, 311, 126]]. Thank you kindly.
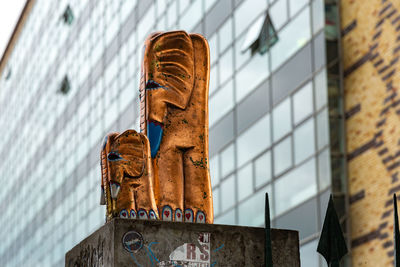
[[0, 0, 330, 266], [207, 0, 330, 266]]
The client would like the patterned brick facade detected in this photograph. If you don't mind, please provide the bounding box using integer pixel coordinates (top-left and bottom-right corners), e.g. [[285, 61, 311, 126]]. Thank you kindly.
[[342, 0, 400, 265]]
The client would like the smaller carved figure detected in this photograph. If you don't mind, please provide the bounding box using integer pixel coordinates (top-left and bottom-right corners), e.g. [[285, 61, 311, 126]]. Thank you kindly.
[[100, 129, 158, 221]]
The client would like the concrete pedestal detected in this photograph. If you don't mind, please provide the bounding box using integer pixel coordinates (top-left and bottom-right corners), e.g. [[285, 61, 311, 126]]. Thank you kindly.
[[65, 219, 299, 267]]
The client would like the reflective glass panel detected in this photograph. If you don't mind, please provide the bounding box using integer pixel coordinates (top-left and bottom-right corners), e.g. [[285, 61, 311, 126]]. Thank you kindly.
[[138, 6, 155, 42], [255, 151, 272, 188], [236, 52, 269, 103], [289, 0, 308, 17], [236, 34, 251, 70], [234, 0, 267, 38], [270, 0, 288, 30], [168, 0, 177, 28], [274, 158, 317, 215], [238, 163, 253, 201], [271, 6, 311, 70], [221, 174, 236, 211], [219, 47, 233, 84], [210, 79, 234, 126], [237, 114, 271, 167], [210, 64, 218, 95], [105, 56, 118, 85], [122, 0, 136, 21], [157, 0, 167, 15], [294, 118, 315, 164], [300, 239, 319, 267], [210, 155, 220, 187], [215, 209, 236, 225], [275, 197, 318, 240], [209, 34, 218, 65], [317, 108, 329, 149], [179, 0, 190, 14], [105, 17, 119, 46], [238, 185, 272, 226], [314, 68, 328, 110], [240, 15, 264, 53], [272, 98, 291, 142], [180, 0, 202, 31], [219, 17, 233, 53], [205, 0, 218, 12], [318, 148, 331, 191], [120, 85, 136, 112], [104, 101, 118, 130], [273, 136, 292, 176], [213, 187, 220, 215], [221, 143, 235, 177], [293, 81, 313, 124], [312, 0, 324, 34]]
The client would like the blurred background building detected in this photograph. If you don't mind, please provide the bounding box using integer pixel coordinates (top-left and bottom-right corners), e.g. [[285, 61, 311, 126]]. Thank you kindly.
[[2, 0, 395, 266]]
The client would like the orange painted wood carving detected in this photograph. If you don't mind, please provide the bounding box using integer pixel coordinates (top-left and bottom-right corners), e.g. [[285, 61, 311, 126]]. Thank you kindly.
[[101, 31, 213, 224]]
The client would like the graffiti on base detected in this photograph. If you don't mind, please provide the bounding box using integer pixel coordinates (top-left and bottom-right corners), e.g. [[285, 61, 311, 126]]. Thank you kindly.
[[67, 236, 105, 267], [126, 232, 224, 267]]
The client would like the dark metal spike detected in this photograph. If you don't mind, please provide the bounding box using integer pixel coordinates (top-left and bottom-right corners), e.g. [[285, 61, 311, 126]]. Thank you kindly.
[[265, 193, 273, 267]]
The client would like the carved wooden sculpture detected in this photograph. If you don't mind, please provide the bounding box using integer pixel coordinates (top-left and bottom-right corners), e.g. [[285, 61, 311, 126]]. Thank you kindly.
[[139, 31, 213, 223], [100, 129, 159, 221]]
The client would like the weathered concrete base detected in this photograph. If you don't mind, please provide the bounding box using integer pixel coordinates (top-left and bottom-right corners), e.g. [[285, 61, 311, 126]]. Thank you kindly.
[[65, 219, 299, 267]]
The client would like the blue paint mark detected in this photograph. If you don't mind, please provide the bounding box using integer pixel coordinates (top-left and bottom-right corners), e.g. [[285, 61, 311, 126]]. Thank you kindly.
[[210, 244, 224, 266], [102, 136, 108, 150], [213, 244, 224, 253], [145, 245, 160, 266], [129, 242, 159, 267], [129, 252, 143, 267], [144, 248, 155, 266], [147, 121, 163, 158], [146, 242, 160, 264]]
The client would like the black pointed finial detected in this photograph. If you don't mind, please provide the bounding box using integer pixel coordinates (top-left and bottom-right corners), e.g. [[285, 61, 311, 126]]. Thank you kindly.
[[317, 194, 348, 267], [265, 193, 273, 267]]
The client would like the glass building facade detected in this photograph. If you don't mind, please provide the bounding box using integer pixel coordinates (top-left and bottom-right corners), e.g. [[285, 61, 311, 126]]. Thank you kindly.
[[0, 0, 339, 266]]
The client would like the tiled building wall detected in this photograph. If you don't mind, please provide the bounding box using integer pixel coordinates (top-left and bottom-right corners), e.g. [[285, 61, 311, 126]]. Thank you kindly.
[[0, 0, 330, 266], [342, 0, 400, 265]]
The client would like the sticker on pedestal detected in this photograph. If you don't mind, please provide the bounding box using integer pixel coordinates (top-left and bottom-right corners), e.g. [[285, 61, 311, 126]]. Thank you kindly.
[[122, 230, 143, 253], [158, 233, 211, 266]]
